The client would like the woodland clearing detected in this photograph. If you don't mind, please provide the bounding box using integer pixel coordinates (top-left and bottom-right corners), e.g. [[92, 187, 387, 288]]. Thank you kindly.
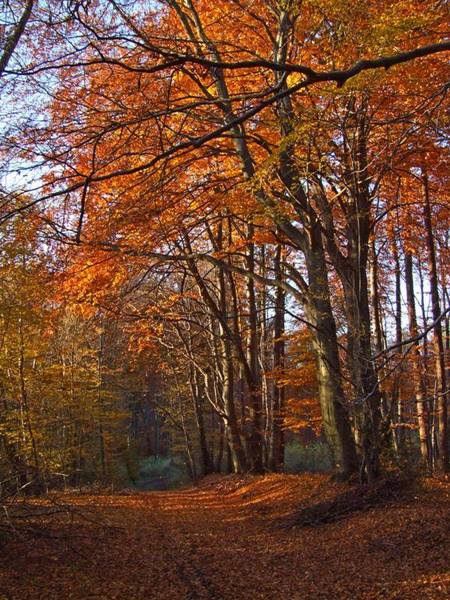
[[0, 474, 449, 600]]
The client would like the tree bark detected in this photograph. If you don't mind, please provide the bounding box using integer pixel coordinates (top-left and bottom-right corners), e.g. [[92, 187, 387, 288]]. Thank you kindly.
[[305, 221, 359, 479], [404, 249, 430, 466], [269, 244, 285, 471], [422, 168, 448, 473]]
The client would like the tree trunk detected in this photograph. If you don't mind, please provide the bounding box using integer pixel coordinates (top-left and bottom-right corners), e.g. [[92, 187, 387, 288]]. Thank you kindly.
[[244, 223, 264, 473], [190, 367, 213, 476], [342, 265, 382, 482], [404, 249, 430, 466], [269, 244, 286, 471], [392, 237, 403, 447], [422, 168, 448, 473], [370, 238, 394, 451], [305, 222, 359, 480]]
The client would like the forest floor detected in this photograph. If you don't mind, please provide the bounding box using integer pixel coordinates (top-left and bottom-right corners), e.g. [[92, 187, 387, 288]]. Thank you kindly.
[[0, 473, 449, 600]]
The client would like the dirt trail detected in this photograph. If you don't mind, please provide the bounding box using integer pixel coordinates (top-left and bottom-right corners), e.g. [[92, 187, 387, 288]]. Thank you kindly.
[[1, 474, 449, 599]]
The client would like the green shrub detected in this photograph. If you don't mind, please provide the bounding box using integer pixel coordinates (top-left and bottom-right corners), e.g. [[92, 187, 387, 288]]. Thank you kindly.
[[284, 440, 333, 473], [135, 456, 190, 490]]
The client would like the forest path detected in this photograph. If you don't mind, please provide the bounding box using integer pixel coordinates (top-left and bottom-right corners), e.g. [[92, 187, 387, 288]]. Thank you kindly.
[[1, 474, 449, 599]]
